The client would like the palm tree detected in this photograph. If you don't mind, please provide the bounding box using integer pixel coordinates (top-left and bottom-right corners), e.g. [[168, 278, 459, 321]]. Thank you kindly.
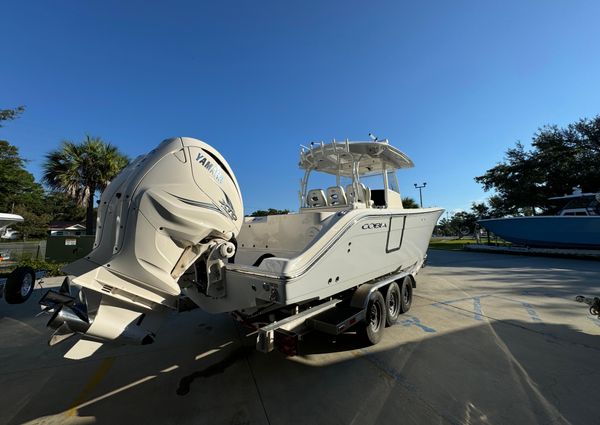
[[402, 197, 420, 209], [43, 135, 129, 235]]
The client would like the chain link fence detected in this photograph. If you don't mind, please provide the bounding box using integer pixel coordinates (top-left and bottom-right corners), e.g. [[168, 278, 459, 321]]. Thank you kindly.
[[0, 240, 46, 263]]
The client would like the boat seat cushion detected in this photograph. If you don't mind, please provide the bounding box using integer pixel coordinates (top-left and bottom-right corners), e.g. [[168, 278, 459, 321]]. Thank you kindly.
[[326, 186, 347, 206], [346, 183, 368, 204], [307, 189, 328, 207]]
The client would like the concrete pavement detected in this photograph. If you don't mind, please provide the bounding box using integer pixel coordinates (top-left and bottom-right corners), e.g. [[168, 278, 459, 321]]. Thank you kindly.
[[1, 250, 599, 425]]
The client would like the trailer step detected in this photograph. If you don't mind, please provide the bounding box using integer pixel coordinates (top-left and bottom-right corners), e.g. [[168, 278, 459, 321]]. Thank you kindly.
[[308, 306, 365, 335], [256, 298, 341, 353]]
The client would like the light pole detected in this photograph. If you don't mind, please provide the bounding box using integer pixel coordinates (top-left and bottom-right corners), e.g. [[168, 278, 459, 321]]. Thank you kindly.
[[414, 182, 427, 207]]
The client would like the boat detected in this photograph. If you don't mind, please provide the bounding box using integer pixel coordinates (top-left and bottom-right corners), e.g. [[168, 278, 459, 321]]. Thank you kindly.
[[39, 137, 443, 358], [478, 188, 600, 249], [0, 213, 23, 260], [0, 213, 23, 240]]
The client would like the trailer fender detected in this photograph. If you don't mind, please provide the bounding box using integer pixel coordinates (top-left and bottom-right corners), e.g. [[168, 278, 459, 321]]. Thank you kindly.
[[350, 274, 415, 310], [349, 283, 376, 310]]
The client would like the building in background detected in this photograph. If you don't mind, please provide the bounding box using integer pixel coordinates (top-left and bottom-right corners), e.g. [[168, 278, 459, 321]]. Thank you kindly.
[[48, 221, 86, 236]]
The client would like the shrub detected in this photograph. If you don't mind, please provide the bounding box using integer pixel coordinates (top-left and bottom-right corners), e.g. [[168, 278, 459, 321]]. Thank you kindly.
[[16, 258, 66, 276]]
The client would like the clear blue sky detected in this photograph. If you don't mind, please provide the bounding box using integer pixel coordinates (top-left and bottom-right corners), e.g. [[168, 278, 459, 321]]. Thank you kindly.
[[2, 1, 599, 215]]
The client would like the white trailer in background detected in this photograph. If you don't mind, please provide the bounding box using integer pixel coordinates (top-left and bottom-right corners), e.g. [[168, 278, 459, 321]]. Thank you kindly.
[[39, 137, 443, 358], [1, 213, 41, 304]]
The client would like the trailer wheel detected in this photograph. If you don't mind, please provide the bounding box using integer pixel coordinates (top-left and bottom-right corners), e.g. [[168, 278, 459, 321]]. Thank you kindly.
[[400, 277, 413, 313], [358, 290, 386, 345], [385, 282, 401, 326], [4, 266, 36, 304]]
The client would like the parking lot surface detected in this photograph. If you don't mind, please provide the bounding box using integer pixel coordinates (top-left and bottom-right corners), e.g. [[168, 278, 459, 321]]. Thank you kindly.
[[1, 250, 599, 425]]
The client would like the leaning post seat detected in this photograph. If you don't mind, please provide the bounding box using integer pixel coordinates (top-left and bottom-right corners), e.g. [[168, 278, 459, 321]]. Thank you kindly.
[[307, 189, 328, 207], [346, 183, 368, 204], [364, 186, 373, 207], [326, 186, 347, 206]]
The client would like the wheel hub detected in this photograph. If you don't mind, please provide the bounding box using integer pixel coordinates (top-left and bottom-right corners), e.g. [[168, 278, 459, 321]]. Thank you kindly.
[[20, 274, 33, 297], [369, 302, 381, 331], [389, 292, 399, 315]]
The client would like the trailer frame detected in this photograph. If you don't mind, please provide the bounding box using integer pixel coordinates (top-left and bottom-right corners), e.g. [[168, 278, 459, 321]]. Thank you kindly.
[[249, 269, 416, 355]]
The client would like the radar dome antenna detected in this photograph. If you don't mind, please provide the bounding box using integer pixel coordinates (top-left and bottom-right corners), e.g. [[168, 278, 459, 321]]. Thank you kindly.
[[368, 133, 378, 142]]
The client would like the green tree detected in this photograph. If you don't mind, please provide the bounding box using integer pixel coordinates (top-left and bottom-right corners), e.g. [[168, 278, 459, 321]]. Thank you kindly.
[[0, 106, 25, 127], [0, 106, 44, 212], [449, 211, 478, 238], [470, 202, 490, 218], [43, 136, 129, 235], [475, 116, 600, 215], [475, 142, 544, 215], [44, 192, 86, 223], [249, 208, 290, 217], [402, 197, 420, 209], [0, 141, 46, 214], [435, 217, 452, 236], [13, 205, 51, 240], [0, 106, 50, 238], [486, 194, 519, 218], [0, 141, 49, 239]]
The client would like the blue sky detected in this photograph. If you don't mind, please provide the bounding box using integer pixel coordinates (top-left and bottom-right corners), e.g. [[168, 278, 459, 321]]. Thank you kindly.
[[2, 1, 599, 215]]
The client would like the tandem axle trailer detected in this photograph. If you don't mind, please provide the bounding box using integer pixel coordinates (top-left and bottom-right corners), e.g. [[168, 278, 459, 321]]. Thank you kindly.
[[235, 270, 417, 355]]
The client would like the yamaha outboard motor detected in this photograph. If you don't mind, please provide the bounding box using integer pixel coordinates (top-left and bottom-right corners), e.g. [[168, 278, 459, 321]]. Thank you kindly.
[[41, 137, 243, 358]]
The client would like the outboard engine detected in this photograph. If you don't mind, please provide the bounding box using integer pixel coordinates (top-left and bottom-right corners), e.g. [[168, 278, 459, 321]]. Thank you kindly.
[[41, 137, 243, 358]]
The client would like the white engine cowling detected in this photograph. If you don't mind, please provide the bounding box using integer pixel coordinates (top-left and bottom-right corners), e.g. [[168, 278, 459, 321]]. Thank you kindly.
[[63, 137, 243, 308], [43, 137, 245, 358]]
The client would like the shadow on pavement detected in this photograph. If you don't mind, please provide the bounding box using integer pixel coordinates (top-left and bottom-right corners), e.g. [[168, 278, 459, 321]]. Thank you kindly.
[[1, 285, 599, 425], [424, 250, 600, 318]]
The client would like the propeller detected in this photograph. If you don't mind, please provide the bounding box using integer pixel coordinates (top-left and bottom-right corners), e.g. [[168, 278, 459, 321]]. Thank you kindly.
[[59, 276, 73, 296], [49, 323, 75, 346], [38, 276, 91, 346]]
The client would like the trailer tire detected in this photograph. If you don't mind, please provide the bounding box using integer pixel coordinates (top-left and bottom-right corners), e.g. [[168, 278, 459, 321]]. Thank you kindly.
[[4, 266, 36, 304], [358, 290, 386, 345], [385, 282, 401, 326], [400, 277, 413, 313]]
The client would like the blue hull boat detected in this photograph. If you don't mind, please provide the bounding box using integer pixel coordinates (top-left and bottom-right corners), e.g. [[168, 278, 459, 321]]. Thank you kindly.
[[479, 188, 600, 249], [479, 216, 600, 249]]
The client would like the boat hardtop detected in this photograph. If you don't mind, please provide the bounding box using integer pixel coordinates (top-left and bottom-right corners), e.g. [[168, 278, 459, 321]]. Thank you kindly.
[[548, 187, 600, 216], [299, 139, 414, 176], [548, 187, 598, 200], [298, 139, 419, 211]]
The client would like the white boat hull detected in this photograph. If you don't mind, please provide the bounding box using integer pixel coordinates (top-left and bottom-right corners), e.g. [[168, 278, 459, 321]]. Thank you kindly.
[[40, 137, 443, 358], [189, 207, 444, 313]]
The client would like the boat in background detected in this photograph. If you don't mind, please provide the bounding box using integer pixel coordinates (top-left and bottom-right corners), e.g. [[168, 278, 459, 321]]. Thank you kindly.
[[478, 188, 600, 249], [0, 213, 23, 240]]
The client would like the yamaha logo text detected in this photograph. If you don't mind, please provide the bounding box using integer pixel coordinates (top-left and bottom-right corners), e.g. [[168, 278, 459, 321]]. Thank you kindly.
[[196, 152, 224, 184]]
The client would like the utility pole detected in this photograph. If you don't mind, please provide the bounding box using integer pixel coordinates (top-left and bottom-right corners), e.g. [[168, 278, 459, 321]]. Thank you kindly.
[[414, 182, 427, 208]]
